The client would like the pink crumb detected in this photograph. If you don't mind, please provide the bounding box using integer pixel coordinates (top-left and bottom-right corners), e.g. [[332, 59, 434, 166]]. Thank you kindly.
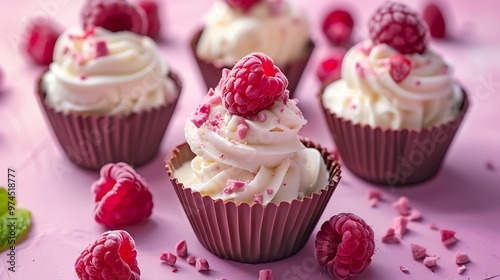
[[410, 243, 427, 260], [226, 179, 246, 193], [187, 255, 196, 265], [381, 228, 400, 244], [190, 103, 211, 128], [429, 222, 439, 230], [392, 196, 410, 216], [195, 258, 209, 272], [237, 123, 249, 140], [253, 194, 263, 204], [266, 189, 274, 195], [408, 209, 422, 221], [367, 189, 382, 200], [423, 256, 439, 268], [160, 251, 177, 266], [415, 80, 421, 86], [94, 39, 108, 58], [457, 265, 467, 274], [280, 108, 284, 113], [172, 267, 178, 272], [223, 187, 233, 194], [62, 46, 69, 55], [399, 265, 409, 273], [455, 251, 470, 264], [368, 198, 378, 208], [175, 240, 187, 258], [257, 112, 267, 122], [258, 269, 273, 280], [441, 229, 458, 246], [392, 216, 409, 237], [219, 154, 224, 159], [80, 74, 87, 80]]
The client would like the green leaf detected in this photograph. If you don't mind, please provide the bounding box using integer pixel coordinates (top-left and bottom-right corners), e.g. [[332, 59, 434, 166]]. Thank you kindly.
[[0, 187, 32, 252]]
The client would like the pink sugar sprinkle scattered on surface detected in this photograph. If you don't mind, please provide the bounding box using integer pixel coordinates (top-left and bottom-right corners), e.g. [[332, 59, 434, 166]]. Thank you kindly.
[[457, 265, 467, 274], [187, 255, 196, 265], [399, 265, 409, 273], [175, 240, 187, 258], [392, 216, 409, 237], [429, 222, 438, 230], [253, 194, 263, 204], [423, 256, 439, 268], [160, 251, 177, 266], [382, 228, 400, 244], [410, 243, 427, 260], [195, 258, 209, 272], [172, 267, 178, 272], [367, 189, 382, 200], [392, 196, 410, 216], [455, 251, 470, 264], [408, 209, 422, 221], [441, 229, 458, 246]]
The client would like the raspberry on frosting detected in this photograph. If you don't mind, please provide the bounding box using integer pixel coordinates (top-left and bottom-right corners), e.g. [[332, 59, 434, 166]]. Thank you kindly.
[[74, 230, 140, 280], [81, 0, 148, 35], [314, 213, 375, 280], [137, 0, 161, 38], [219, 52, 288, 118], [368, 2, 428, 54], [322, 9, 354, 46], [92, 162, 153, 228], [224, 0, 261, 12]]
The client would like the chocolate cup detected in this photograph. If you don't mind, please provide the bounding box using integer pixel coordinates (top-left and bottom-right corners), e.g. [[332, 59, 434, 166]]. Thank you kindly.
[[36, 69, 182, 171], [165, 139, 341, 263], [190, 28, 315, 98], [319, 88, 469, 186]]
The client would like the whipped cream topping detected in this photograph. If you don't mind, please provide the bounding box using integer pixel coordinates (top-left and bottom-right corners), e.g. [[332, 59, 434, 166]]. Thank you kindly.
[[176, 89, 328, 206], [42, 26, 177, 115], [322, 40, 463, 130], [196, 0, 310, 67]]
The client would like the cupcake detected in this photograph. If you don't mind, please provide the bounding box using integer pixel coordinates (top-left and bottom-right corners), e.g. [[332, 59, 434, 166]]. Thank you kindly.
[[36, 26, 182, 170], [319, 2, 468, 186], [191, 0, 313, 97], [165, 53, 341, 263]]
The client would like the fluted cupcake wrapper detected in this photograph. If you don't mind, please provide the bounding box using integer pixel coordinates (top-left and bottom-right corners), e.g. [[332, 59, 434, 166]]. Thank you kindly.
[[319, 88, 469, 186], [165, 139, 341, 263], [36, 70, 182, 171], [190, 28, 315, 98]]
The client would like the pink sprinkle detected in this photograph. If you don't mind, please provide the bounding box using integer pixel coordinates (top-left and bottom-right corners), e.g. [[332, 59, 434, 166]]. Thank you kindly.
[[266, 189, 274, 195], [172, 267, 178, 272], [457, 265, 467, 274], [392, 196, 410, 216], [415, 80, 421, 86], [223, 186, 234, 195], [80, 74, 87, 80], [227, 179, 246, 192], [175, 240, 187, 258], [351, 104, 357, 110], [94, 39, 108, 58], [195, 258, 209, 272], [62, 46, 69, 55], [399, 266, 409, 273], [410, 243, 427, 260], [381, 228, 400, 244], [441, 229, 458, 246], [280, 108, 285, 113], [423, 256, 439, 268], [160, 251, 177, 266], [455, 251, 470, 264], [429, 222, 439, 230], [258, 269, 273, 280], [291, 98, 299, 105], [355, 62, 365, 78], [408, 209, 422, 221], [367, 190, 382, 200], [277, 119, 281, 124], [237, 122, 249, 140], [187, 255, 196, 265], [253, 194, 263, 204], [257, 112, 267, 122], [392, 216, 409, 237], [219, 154, 224, 159], [190, 103, 211, 128]]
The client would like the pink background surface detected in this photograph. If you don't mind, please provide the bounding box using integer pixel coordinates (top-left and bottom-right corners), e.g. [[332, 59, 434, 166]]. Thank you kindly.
[[1, 0, 500, 279]]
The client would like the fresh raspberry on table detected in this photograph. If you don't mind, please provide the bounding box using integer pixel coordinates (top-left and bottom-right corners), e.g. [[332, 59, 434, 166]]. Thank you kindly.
[[423, 3, 446, 38], [220, 52, 288, 118], [81, 0, 148, 35], [75, 230, 140, 280], [322, 9, 354, 46], [92, 162, 153, 228], [25, 20, 61, 65], [224, 0, 261, 12], [314, 213, 375, 280], [368, 2, 428, 54], [316, 50, 346, 84], [137, 0, 161, 38], [389, 53, 412, 83]]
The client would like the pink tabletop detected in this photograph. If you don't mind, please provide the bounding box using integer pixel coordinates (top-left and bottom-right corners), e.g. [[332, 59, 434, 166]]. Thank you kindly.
[[1, 0, 499, 279]]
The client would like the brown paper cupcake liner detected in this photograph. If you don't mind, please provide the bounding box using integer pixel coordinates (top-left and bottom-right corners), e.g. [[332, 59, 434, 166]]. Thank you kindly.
[[190, 28, 315, 98], [320, 88, 469, 186], [165, 139, 341, 263], [36, 70, 182, 171]]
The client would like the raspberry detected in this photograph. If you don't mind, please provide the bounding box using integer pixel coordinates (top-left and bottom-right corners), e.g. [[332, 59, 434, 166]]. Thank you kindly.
[[75, 230, 140, 280], [81, 0, 147, 35], [322, 9, 354, 46], [92, 162, 153, 228], [25, 20, 61, 65], [389, 54, 412, 83], [137, 0, 161, 38], [423, 3, 446, 38], [316, 50, 345, 84], [314, 213, 375, 280], [224, 0, 261, 12], [220, 52, 288, 117], [368, 2, 428, 54]]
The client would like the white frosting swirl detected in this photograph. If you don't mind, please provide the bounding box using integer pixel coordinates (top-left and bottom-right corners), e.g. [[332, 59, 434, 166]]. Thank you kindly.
[[42, 26, 177, 115], [196, 0, 310, 67], [176, 89, 328, 206], [322, 40, 463, 130]]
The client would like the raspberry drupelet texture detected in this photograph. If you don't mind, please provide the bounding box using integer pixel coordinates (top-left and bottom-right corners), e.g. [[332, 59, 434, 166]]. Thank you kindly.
[[92, 162, 153, 228], [75, 230, 140, 280], [368, 2, 429, 54], [314, 213, 375, 280], [220, 52, 288, 118], [224, 0, 261, 12], [82, 0, 148, 35]]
